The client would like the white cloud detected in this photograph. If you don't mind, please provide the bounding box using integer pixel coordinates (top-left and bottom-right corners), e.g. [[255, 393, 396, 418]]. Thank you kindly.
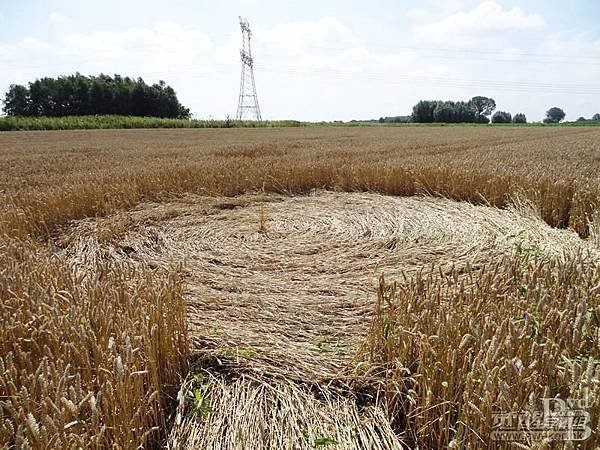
[[1, 14, 598, 122], [415, 1, 544, 42], [49, 12, 72, 25], [407, 8, 429, 21], [21, 37, 54, 52], [538, 31, 600, 58], [256, 17, 360, 55], [62, 22, 214, 72], [66, 23, 197, 50]]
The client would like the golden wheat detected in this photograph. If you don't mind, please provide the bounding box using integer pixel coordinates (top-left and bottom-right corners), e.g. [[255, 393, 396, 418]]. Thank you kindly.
[[1, 126, 599, 448], [0, 239, 189, 448], [1, 127, 599, 240], [354, 252, 600, 448]]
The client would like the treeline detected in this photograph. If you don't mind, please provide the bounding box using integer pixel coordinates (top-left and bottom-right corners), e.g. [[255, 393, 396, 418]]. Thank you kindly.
[[377, 115, 412, 124], [576, 113, 600, 123], [411, 96, 528, 124], [2, 74, 190, 119]]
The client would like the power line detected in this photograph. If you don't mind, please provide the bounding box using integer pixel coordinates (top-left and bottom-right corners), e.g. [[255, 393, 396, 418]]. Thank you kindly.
[[309, 39, 600, 61], [255, 65, 600, 96], [1, 36, 599, 98], [2, 32, 600, 72], [2, 60, 597, 97], [310, 45, 600, 67]]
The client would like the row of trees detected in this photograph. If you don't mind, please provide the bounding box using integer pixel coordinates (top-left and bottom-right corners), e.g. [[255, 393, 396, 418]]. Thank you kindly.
[[411, 96, 585, 124], [377, 115, 412, 124], [2, 73, 190, 119], [576, 113, 600, 122], [411, 96, 516, 123], [492, 107, 591, 124]]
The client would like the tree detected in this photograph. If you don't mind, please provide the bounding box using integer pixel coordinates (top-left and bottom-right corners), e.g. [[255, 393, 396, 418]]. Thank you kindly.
[[432, 101, 456, 123], [90, 75, 114, 114], [454, 101, 476, 123], [512, 113, 527, 124], [469, 96, 496, 120], [544, 107, 566, 124], [28, 78, 58, 116], [2, 84, 30, 116], [431, 101, 477, 123], [412, 100, 437, 123], [492, 111, 512, 124], [592, 113, 600, 121], [576, 116, 587, 122]]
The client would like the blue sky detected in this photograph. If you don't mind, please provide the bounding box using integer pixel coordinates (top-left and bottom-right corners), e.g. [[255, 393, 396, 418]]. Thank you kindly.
[[1, 0, 599, 120]]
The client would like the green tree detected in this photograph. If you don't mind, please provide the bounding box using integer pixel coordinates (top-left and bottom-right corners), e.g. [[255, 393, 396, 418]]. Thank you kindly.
[[544, 107, 566, 123], [432, 101, 456, 122], [28, 78, 56, 116], [412, 100, 437, 123], [2, 84, 30, 116], [469, 96, 496, 120], [512, 113, 527, 124], [90, 75, 114, 114], [492, 111, 512, 123], [592, 113, 600, 121], [433, 102, 476, 123]]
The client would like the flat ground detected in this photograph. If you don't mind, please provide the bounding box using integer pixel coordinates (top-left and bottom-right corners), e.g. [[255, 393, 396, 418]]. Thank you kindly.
[[2, 126, 599, 449]]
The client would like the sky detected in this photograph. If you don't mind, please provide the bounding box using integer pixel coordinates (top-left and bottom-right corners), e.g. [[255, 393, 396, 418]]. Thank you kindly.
[[0, 0, 599, 121]]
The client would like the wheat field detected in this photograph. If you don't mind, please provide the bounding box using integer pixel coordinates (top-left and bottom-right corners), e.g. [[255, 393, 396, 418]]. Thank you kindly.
[[1, 126, 599, 449]]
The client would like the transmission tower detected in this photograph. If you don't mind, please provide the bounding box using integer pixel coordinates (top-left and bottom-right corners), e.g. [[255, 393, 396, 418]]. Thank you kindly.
[[236, 17, 262, 121]]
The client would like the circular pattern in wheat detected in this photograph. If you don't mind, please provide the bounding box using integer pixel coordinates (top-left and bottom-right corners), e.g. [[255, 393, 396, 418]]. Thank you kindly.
[[63, 191, 586, 379]]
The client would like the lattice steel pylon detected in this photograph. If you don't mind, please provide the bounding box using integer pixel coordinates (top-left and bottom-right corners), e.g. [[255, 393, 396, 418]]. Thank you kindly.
[[236, 17, 262, 121]]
